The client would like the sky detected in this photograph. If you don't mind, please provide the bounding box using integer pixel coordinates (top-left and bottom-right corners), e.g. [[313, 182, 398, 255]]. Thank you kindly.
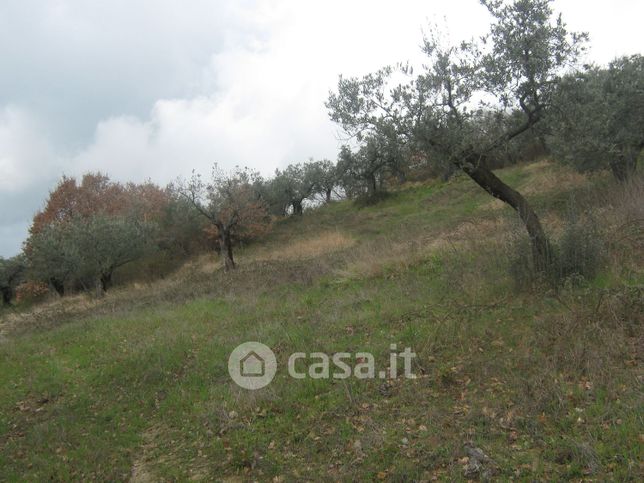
[[0, 0, 642, 257]]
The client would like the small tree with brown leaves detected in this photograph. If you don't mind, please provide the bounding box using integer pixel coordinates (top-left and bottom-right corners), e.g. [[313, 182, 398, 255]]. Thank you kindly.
[[30, 173, 127, 236], [175, 166, 270, 271]]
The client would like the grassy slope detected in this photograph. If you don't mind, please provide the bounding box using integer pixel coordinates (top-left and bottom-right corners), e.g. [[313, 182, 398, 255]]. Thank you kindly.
[[0, 161, 642, 481]]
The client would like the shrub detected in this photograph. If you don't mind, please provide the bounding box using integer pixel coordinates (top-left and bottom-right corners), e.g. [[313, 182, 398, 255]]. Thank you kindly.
[[508, 204, 605, 290], [353, 190, 392, 207], [15, 281, 50, 305], [555, 210, 604, 283], [508, 232, 537, 291]]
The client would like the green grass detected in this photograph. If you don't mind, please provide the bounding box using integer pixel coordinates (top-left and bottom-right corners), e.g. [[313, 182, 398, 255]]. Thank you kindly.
[[1, 161, 642, 481]]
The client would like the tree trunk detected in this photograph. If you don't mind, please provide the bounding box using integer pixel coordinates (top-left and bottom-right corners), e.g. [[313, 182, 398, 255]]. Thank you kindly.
[[459, 158, 552, 271], [219, 229, 236, 271], [95, 278, 105, 298], [396, 169, 407, 184], [1, 286, 12, 306], [609, 156, 637, 183], [100, 272, 113, 293], [325, 188, 332, 203], [366, 175, 377, 197], [292, 200, 304, 215], [50, 278, 65, 297], [442, 163, 458, 181]]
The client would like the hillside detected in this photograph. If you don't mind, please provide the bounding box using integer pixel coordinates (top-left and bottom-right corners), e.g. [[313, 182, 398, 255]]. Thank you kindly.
[[0, 160, 642, 481]]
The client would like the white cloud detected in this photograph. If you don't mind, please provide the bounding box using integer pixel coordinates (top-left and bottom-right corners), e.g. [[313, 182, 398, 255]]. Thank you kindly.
[[0, 106, 61, 193], [72, 92, 334, 184], [70, 0, 493, 184]]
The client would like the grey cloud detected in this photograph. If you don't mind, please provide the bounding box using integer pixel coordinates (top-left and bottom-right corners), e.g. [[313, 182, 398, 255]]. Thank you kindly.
[[0, 221, 31, 259], [0, 182, 54, 258], [0, 0, 263, 148]]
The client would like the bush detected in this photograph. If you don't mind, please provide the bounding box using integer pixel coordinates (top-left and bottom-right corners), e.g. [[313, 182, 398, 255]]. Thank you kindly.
[[508, 233, 537, 291], [353, 190, 392, 207], [509, 204, 605, 290], [15, 281, 50, 305], [555, 211, 604, 283]]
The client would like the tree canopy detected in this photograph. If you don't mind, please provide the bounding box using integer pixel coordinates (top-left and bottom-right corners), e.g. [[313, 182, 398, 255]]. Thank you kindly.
[[28, 215, 157, 296], [547, 54, 644, 181], [174, 166, 271, 271]]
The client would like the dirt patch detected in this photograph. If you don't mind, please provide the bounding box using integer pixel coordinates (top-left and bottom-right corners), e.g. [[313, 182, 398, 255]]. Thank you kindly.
[[129, 425, 176, 482], [129, 425, 162, 483], [129, 423, 212, 482]]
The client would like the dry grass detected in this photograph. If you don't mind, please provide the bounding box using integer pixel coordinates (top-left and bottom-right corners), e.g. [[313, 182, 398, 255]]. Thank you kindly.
[[599, 176, 644, 277], [336, 218, 511, 281], [335, 237, 438, 280], [515, 285, 642, 419], [521, 159, 590, 194], [485, 160, 592, 211], [172, 231, 355, 275], [0, 293, 97, 338], [248, 230, 355, 262]]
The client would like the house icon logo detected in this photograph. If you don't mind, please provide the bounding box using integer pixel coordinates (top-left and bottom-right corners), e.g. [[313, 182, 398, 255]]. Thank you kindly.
[[240, 351, 265, 377], [228, 342, 277, 390]]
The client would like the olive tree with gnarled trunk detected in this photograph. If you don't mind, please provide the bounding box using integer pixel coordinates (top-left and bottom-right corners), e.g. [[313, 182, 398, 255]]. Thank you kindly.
[[327, 0, 587, 270]]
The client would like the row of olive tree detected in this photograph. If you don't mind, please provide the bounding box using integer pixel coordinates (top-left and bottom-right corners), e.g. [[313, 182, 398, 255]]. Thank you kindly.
[[260, 159, 341, 216], [6, 0, 640, 303], [2, 160, 344, 305], [172, 159, 348, 271]]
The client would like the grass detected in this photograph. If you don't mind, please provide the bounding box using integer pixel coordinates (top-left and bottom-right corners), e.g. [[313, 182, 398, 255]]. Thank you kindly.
[[0, 160, 642, 481]]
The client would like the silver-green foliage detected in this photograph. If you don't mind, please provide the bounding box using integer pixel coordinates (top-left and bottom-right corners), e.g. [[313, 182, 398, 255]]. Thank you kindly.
[[548, 54, 644, 181], [28, 215, 157, 293]]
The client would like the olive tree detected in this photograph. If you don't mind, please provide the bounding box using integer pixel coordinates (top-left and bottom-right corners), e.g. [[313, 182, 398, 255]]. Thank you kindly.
[[28, 215, 156, 296], [158, 196, 210, 255], [337, 137, 391, 199], [547, 54, 644, 182], [175, 166, 270, 271], [308, 159, 340, 203], [71, 215, 157, 296], [327, 0, 586, 269], [27, 223, 82, 296], [272, 163, 319, 215]]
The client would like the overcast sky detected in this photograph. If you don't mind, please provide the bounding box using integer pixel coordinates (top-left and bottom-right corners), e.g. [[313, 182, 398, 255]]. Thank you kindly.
[[0, 0, 642, 257]]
